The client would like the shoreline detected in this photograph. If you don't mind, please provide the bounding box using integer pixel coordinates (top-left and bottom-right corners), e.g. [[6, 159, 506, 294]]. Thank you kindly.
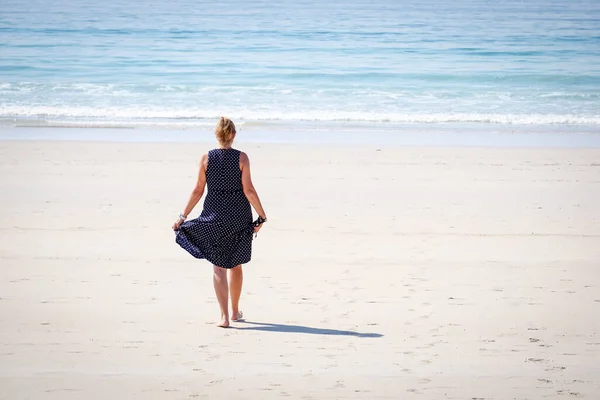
[[1, 125, 600, 148]]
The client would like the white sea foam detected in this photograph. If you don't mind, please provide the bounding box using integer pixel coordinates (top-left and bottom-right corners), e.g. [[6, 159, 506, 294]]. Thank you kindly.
[[2, 105, 599, 127]]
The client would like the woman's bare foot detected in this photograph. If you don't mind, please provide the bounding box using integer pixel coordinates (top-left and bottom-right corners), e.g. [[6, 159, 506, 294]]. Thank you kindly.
[[231, 310, 244, 321], [218, 317, 230, 328]]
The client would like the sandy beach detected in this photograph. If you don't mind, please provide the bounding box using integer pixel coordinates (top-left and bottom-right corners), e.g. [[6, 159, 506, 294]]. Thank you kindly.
[[0, 139, 599, 399]]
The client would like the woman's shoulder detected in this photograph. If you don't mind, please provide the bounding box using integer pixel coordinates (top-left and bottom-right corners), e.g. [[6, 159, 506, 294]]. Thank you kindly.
[[200, 152, 209, 168], [238, 150, 250, 162]]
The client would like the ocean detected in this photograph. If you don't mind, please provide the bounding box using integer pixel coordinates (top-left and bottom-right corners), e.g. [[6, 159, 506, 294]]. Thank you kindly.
[[1, 0, 599, 137]]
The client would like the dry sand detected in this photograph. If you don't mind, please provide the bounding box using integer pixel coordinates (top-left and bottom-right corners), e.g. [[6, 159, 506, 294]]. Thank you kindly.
[[0, 140, 599, 399]]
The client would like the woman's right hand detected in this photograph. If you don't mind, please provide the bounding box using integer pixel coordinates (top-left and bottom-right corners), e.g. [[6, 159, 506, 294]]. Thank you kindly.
[[172, 216, 185, 231]]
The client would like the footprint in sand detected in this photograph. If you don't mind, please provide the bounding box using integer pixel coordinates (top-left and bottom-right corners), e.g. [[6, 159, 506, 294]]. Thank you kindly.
[[332, 381, 345, 389], [526, 358, 546, 363], [557, 390, 581, 397]]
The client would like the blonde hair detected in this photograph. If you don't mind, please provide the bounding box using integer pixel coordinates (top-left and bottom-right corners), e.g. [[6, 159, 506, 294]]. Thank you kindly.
[[215, 116, 236, 146]]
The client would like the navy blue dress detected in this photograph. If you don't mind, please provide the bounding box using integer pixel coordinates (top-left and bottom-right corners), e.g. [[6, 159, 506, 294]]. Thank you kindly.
[[175, 148, 254, 268]]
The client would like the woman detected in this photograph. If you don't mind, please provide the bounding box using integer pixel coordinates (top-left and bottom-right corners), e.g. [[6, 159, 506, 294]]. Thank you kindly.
[[172, 117, 267, 328]]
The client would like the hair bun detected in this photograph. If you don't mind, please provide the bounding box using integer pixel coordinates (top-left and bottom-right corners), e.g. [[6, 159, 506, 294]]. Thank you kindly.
[[215, 117, 236, 146]]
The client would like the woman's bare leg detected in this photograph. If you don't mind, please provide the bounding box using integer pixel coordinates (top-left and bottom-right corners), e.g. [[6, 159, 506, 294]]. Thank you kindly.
[[228, 265, 243, 320], [213, 266, 229, 327]]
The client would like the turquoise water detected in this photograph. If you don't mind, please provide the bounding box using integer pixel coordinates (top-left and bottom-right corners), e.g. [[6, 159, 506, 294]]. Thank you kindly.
[[1, 0, 599, 132]]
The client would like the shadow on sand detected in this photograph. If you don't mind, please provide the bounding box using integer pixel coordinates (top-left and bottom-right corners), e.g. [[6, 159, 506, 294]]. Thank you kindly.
[[232, 321, 383, 338]]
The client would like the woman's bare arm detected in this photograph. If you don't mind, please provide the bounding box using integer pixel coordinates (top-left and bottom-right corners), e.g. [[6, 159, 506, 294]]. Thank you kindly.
[[240, 152, 267, 220], [172, 154, 208, 230]]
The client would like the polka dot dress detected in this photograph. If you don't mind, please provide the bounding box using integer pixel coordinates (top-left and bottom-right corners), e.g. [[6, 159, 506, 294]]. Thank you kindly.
[[175, 148, 253, 268]]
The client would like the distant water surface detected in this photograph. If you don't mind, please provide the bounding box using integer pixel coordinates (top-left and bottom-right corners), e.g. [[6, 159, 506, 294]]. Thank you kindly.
[[1, 0, 599, 133]]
